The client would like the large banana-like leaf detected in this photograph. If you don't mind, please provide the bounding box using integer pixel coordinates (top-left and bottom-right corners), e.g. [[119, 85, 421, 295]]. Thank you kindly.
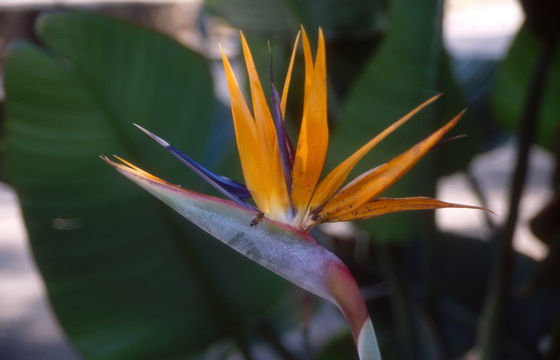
[[205, 0, 384, 37], [4, 12, 286, 359]]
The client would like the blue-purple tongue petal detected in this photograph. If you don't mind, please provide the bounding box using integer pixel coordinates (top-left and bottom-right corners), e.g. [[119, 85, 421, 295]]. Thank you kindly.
[[268, 46, 294, 196], [166, 144, 252, 200], [271, 83, 295, 180], [133, 123, 254, 208]]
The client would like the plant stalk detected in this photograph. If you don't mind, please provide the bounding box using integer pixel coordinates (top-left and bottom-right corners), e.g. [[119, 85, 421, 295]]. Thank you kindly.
[[478, 36, 557, 359]]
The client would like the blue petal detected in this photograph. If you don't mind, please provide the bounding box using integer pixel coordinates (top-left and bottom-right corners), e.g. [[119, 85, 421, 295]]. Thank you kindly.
[[133, 124, 255, 210], [268, 48, 294, 203], [271, 83, 295, 186]]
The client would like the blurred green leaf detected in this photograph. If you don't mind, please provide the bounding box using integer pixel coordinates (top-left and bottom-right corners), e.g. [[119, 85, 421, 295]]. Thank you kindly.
[[205, 0, 386, 38], [205, 0, 297, 36], [5, 12, 286, 359], [492, 25, 560, 150], [313, 331, 358, 360]]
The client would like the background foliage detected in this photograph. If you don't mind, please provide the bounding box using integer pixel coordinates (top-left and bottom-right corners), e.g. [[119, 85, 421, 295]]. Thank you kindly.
[[1, 0, 559, 359]]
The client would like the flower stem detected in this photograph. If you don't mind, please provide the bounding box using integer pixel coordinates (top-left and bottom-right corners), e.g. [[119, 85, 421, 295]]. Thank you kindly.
[[478, 35, 558, 359]]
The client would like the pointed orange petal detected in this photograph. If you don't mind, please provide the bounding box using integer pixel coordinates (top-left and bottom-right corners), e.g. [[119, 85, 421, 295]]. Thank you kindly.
[[220, 48, 271, 210], [109, 155, 165, 183], [281, 31, 301, 118], [292, 28, 328, 213], [300, 26, 314, 103], [321, 196, 490, 222], [235, 37, 290, 218], [310, 94, 442, 210], [318, 110, 465, 219], [240, 33, 276, 150]]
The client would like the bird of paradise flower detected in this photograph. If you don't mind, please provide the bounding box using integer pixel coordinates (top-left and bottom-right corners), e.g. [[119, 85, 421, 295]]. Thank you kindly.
[[102, 28, 487, 359]]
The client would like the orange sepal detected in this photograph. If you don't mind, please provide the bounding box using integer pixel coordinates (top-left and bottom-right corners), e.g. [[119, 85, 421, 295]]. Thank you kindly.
[[281, 31, 301, 118], [291, 28, 328, 213], [321, 196, 490, 222], [318, 110, 465, 220], [220, 48, 268, 208], [310, 93, 442, 211], [239, 34, 290, 217], [108, 155, 165, 183]]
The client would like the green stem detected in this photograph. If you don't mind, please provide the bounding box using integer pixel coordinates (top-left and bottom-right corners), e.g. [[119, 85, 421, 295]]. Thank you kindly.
[[545, 302, 560, 360], [478, 36, 557, 359], [377, 245, 414, 360], [256, 322, 300, 360], [466, 171, 496, 231], [301, 292, 312, 358]]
